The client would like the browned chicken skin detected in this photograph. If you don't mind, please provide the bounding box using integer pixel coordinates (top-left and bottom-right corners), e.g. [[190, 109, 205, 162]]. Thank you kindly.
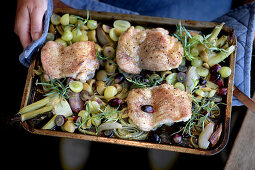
[[41, 41, 99, 82], [116, 27, 184, 74], [127, 84, 192, 131]]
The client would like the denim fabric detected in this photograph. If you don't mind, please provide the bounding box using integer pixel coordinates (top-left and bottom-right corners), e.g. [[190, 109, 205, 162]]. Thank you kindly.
[[215, 2, 255, 106], [101, 0, 232, 21], [19, 0, 53, 67], [61, 0, 139, 14]]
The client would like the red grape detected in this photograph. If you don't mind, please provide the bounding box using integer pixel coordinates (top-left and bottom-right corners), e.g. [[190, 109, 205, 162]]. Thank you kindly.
[[210, 64, 222, 73], [218, 87, 227, 96]]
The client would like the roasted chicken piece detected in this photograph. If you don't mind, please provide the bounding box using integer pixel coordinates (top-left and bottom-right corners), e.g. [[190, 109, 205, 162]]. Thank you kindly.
[[41, 41, 99, 82], [126, 84, 192, 131], [116, 27, 184, 74]]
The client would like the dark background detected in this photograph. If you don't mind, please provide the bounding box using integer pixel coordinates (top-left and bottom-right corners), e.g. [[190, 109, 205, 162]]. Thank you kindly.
[[1, 1, 254, 170]]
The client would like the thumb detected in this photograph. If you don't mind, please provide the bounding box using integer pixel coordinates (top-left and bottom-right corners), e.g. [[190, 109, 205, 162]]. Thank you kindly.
[[30, 7, 46, 41]]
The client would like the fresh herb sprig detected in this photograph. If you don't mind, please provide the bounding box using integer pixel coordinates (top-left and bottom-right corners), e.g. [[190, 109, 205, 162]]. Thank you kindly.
[[96, 50, 117, 65], [75, 10, 90, 31], [172, 80, 221, 137], [36, 77, 70, 100], [125, 74, 164, 89], [174, 22, 194, 60], [78, 103, 120, 132], [174, 22, 227, 61]]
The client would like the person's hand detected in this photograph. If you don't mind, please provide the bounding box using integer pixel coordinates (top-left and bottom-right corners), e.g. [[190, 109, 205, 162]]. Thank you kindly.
[[14, 0, 47, 48]]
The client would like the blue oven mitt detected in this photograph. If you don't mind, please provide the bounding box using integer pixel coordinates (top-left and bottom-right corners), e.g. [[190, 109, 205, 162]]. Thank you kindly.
[[214, 2, 255, 106], [19, 0, 53, 67], [19, 0, 255, 106]]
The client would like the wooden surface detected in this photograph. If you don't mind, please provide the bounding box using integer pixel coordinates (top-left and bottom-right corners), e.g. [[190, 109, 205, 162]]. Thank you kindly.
[[225, 93, 255, 170]]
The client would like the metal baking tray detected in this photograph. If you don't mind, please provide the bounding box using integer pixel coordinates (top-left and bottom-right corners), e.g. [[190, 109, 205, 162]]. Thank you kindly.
[[20, 8, 236, 155]]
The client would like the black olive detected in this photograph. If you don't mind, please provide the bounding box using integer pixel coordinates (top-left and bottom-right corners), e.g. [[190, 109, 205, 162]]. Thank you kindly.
[[141, 105, 154, 113]]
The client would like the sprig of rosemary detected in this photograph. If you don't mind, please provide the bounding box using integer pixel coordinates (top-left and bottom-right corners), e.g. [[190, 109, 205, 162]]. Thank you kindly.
[[36, 77, 70, 100], [96, 50, 117, 65], [174, 22, 228, 61], [174, 22, 194, 60], [125, 74, 164, 89]]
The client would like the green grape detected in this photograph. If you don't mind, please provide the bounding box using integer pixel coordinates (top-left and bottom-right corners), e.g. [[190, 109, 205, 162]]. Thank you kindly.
[[72, 29, 82, 42], [135, 25, 145, 30], [87, 20, 98, 30], [79, 34, 88, 41], [105, 60, 117, 73], [46, 33, 55, 42], [104, 86, 117, 99], [109, 28, 119, 41], [191, 57, 203, 67], [63, 25, 73, 31], [96, 70, 108, 81], [69, 81, 83, 93], [189, 34, 203, 45], [190, 47, 199, 57], [196, 66, 209, 77], [60, 13, 69, 25], [69, 15, 77, 24], [166, 73, 177, 85], [78, 110, 89, 121], [113, 20, 131, 32], [219, 66, 231, 78], [51, 13, 61, 25], [174, 82, 185, 91], [55, 38, 67, 47], [61, 30, 73, 41]]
